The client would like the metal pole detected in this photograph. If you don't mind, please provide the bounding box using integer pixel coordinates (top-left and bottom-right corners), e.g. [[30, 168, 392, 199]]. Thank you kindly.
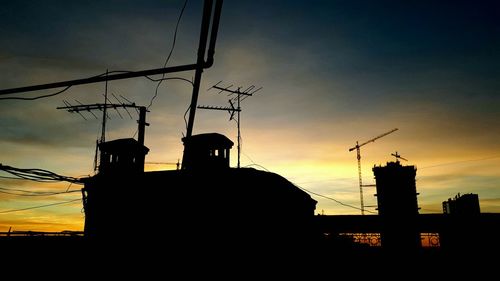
[[185, 0, 214, 139], [101, 70, 108, 144], [138, 107, 147, 147], [357, 144, 365, 215], [237, 91, 241, 168], [137, 106, 148, 172], [182, 0, 217, 170]]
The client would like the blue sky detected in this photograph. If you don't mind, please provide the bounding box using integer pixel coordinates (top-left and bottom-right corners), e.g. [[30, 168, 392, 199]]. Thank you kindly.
[[0, 0, 499, 231]]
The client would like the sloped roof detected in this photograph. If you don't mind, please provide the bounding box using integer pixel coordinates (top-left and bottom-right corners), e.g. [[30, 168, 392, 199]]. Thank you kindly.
[[98, 138, 149, 154], [182, 133, 234, 149]]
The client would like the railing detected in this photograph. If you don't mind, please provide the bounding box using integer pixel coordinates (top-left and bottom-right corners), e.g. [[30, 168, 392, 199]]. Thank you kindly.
[[0, 231, 84, 237], [339, 233, 382, 247], [421, 233, 440, 247], [339, 232, 441, 248]]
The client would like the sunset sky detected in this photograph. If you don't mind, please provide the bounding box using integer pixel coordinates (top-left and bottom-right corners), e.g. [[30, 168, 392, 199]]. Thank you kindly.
[[1, 0, 499, 231]]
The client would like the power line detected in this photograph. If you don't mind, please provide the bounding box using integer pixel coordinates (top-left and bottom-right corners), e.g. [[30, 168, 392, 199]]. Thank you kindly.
[[0, 175, 28, 180], [0, 198, 81, 214], [244, 163, 271, 172], [147, 0, 189, 110], [0, 86, 72, 101], [0, 187, 80, 197], [0, 164, 82, 184], [294, 177, 359, 185], [242, 151, 256, 166], [242, 162, 370, 213], [144, 76, 194, 85], [297, 185, 376, 214], [420, 155, 500, 170]]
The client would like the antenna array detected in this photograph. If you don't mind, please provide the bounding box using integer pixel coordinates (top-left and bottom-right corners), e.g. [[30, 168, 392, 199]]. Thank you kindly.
[[57, 94, 149, 172], [198, 81, 262, 168]]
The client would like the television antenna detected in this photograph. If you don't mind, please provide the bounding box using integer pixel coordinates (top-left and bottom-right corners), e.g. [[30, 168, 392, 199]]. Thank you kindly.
[[199, 81, 262, 168], [57, 93, 149, 172]]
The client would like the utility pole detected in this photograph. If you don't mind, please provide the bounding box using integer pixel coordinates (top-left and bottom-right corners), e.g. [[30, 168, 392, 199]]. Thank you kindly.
[[200, 81, 262, 168], [185, 0, 223, 139], [349, 128, 398, 215]]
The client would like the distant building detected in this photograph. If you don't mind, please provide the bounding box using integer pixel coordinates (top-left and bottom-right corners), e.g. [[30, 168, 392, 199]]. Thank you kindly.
[[373, 161, 420, 252], [443, 193, 480, 215], [440, 193, 483, 252]]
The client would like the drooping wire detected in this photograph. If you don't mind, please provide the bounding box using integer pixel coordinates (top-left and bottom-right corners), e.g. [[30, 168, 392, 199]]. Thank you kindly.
[[0, 187, 76, 194], [0, 67, 192, 102], [0, 198, 81, 214], [0, 86, 72, 101], [144, 76, 194, 85], [0, 186, 73, 194], [242, 152, 257, 167], [0, 187, 81, 197], [244, 163, 270, 172], [296, 185, 376, 214], [0, 175, 27, 180], [420, 155, 500, 170], [242, 162, 373, 213], [0, 164, 82, 184], [147, 0, 189, 110]]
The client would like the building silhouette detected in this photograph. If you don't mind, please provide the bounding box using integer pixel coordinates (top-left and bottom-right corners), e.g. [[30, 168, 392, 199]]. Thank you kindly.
[[181, 133, 233, 170], [98, 138, 149, 174], [373, 161, 420, 252], [443, 193, 480, 215], [81, 133, 317, 248]]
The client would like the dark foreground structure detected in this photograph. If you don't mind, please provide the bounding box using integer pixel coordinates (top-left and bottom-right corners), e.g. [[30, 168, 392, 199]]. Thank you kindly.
[[81, 133, 318, 252], [83, 168, 318, 246], [2, 135, 499, 272]]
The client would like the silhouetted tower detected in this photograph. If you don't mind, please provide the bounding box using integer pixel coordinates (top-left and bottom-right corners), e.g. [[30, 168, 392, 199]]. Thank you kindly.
[[182, 133, 233, 170], [373, 160, 420, 252], [440, 193, 482, 252], [98, 138, 149, 174], [349, 128, 398, 215], [443, 193, 480, 215]]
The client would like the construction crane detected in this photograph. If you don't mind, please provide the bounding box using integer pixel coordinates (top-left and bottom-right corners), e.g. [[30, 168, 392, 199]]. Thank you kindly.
[[349, 128, 398, 215]]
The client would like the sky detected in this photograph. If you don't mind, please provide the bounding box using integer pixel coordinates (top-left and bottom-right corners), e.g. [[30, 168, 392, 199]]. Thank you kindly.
[[0, 0, 499, 231]]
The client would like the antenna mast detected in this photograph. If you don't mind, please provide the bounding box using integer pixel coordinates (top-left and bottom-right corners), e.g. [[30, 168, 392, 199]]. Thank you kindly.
[[57, 100, 149, 172], [200, 81, 261, 168], [101, 70, 108, 144]]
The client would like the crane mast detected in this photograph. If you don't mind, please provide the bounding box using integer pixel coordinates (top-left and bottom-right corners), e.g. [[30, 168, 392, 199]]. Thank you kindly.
[[349, 128, 398, 215]]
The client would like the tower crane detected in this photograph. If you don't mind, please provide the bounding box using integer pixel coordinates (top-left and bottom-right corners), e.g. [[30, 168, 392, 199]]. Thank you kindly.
[[349, 128, 398, 215]]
